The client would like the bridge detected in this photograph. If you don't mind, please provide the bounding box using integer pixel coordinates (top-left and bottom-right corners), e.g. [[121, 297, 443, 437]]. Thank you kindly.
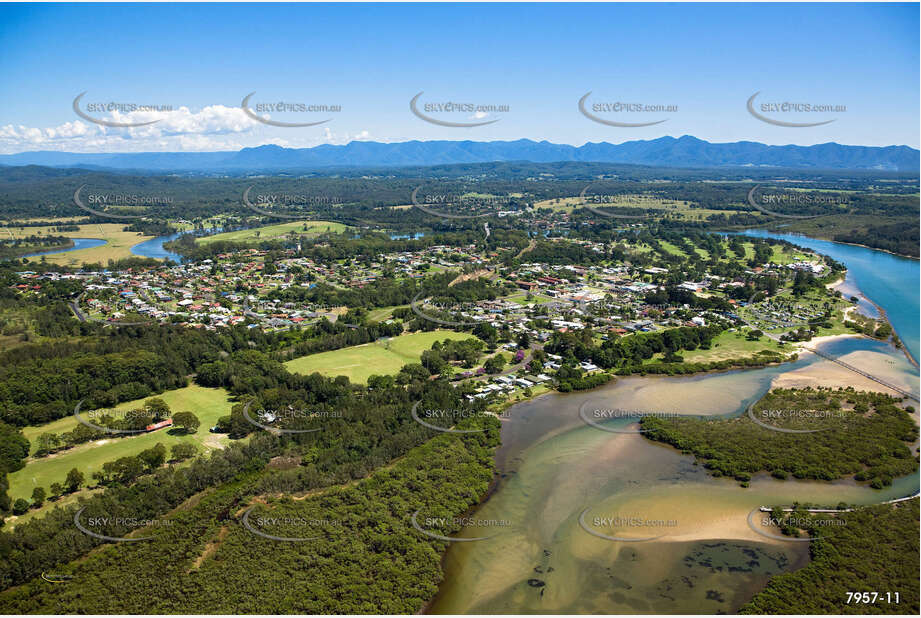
[[759, 493, 919, 513], [739, 293, 918, 402], [805, 347, 919, 402]]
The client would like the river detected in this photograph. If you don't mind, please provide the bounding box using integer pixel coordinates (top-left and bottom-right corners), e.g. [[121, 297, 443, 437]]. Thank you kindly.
[[429, 232, 920, 614], [429, 337, 919, 614], [130, 231, 184, 262], [22, 237, 106, 259]]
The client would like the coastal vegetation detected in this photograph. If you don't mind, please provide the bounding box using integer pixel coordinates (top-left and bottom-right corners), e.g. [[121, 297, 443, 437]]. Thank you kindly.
[[0, 393, 499, 612], [741, 499, 919, 614], [641, 388, 918, 487]]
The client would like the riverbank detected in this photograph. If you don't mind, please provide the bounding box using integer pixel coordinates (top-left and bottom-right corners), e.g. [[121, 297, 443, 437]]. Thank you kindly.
[[736, 229, 920, 365], [725, 225, 919, 261], [774, 337, 919, 401], [427, 329, 919, 613]]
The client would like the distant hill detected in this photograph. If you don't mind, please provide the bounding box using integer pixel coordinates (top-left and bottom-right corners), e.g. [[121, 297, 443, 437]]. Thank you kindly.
[[0, 136, 917, 172]]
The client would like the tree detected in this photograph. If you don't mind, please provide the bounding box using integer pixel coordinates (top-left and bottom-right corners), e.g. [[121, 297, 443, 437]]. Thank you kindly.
[[12, 498, 29, 515], [473, 322, 498, 346], [31, 487, 46, 507], [396, 363, 430, 385], [65, 468, 85, 493], [484, 355, 506, 374], [49, 482, 63, 499], [138, 443, 167, 470], [35, 432, 62, 456], [143, 397, 171, 420], [172, 411, 201, 434], [517, 332, 531, 348], [96, 456, 146, 485], [0, 422, 30, 474], [420, 350, 448, 375], [170, 443, 198, 462]]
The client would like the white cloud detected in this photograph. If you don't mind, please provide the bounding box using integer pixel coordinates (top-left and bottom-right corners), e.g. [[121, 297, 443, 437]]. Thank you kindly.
[[0, 120, 97, 145], [0, 102, 378, 154]]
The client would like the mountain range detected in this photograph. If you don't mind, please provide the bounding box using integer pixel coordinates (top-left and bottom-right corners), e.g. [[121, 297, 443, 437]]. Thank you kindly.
[[0, 136, 917, 172]]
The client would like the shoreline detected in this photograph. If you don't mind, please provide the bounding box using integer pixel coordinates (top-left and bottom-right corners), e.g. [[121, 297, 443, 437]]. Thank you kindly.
[[425, 335, 920, 614], [831, 278, 919, 369], [728, 226, 919, 262], [739, 228, 919, 366]]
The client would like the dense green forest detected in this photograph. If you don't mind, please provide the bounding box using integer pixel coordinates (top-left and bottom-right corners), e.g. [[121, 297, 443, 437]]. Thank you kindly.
[[641, 388, 919, 486], [0, 404, 499, 613], [741, 500, 919, 614], [0, 163, 917, 256]]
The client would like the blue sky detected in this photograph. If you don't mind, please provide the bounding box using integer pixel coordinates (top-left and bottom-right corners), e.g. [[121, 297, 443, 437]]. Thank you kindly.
[[0, 2, 917, 153]]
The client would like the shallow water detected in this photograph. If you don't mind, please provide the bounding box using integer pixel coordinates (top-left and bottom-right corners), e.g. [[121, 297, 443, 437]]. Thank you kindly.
[[429, 338, 919, 614]]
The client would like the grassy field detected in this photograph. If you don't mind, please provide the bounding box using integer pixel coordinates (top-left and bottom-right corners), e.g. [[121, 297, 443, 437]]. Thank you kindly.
[[658, 240, 686, 257], [285, 330, 480, 384], [505, 292, 556, 305], [9, 222, 154, 266], [535, 194, 740, 221], [366, 305, 405, 323], [8, 385, 236, 503], [198, 220, 348, 244], [676, 330, 789, 363], [768, 244, 813, 265]]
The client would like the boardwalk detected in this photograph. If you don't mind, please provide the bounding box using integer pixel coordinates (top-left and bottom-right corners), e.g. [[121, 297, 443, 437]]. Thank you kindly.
[[739, 296, 918, 402], [805, 346, 919, 402], [760, 493, 919, 513]]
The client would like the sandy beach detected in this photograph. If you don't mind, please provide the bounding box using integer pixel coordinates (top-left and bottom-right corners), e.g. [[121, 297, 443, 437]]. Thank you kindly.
[[777, 334, 919, 398]]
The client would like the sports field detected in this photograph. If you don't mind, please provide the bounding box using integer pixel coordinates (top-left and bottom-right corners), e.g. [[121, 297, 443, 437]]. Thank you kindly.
[[8, 385, 235, 503], [284, 330, 480, 384], [198, 220, 348, 244]]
